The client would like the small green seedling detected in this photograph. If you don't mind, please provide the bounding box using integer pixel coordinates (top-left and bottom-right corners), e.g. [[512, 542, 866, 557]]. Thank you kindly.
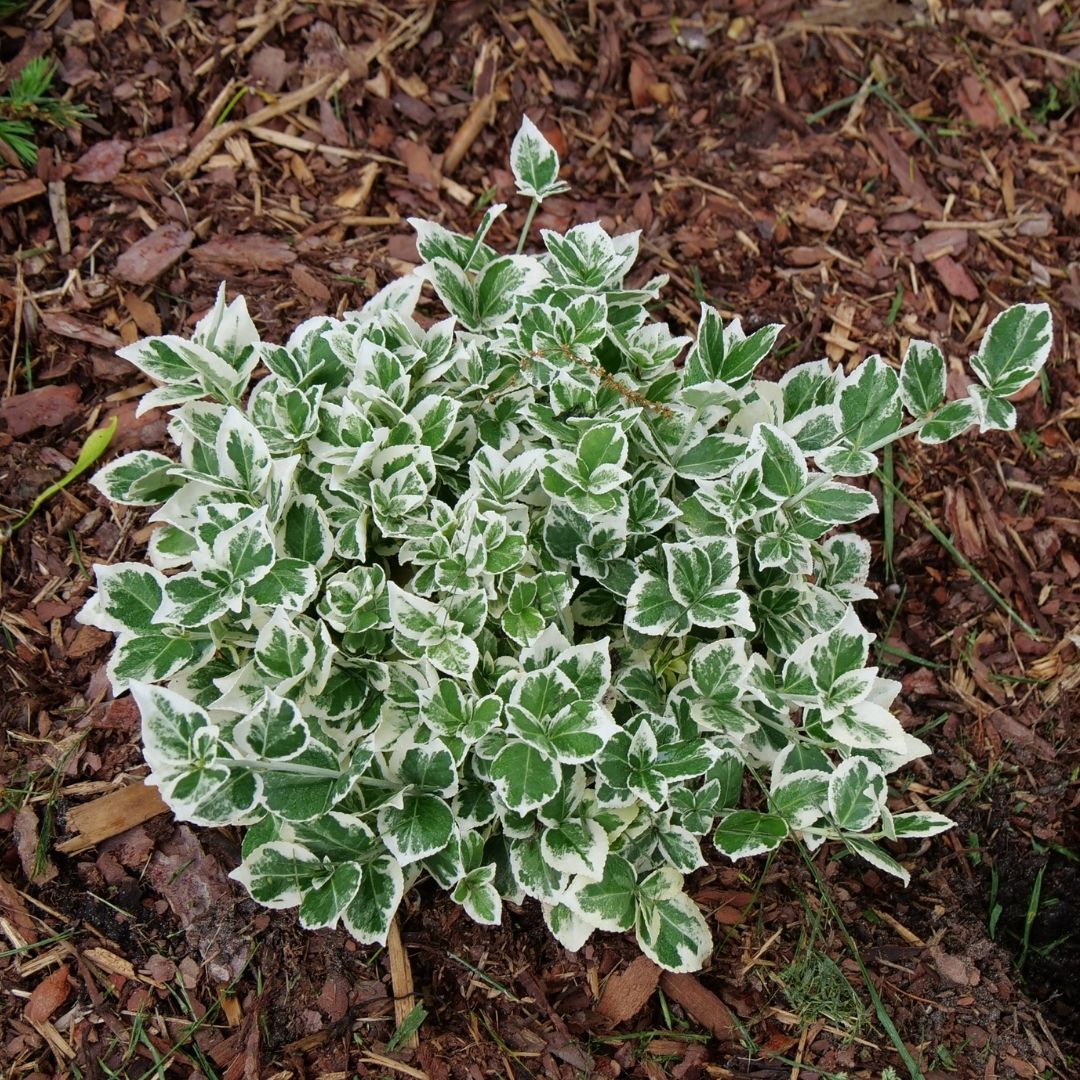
[[6, 416, 117, 536], [0, 56, 91, 167]]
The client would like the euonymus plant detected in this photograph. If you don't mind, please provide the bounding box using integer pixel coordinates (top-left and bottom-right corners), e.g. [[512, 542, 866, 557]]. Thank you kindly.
[[80, 118, 1053, 972]]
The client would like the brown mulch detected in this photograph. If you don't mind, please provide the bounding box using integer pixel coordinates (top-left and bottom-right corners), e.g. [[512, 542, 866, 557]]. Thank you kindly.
[[2, 2, 1079, 1078]]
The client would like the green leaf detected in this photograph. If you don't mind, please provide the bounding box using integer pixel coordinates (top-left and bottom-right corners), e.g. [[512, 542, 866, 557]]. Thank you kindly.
[[452, 866, 503, 925], [674, 433, 748, 480], [247, 558, 319, 612], [232, 694, 310, 761], [428, 259, 477, 327], [801, 482, 877, 525], [254, 609, 315, 689], [7, 413, 115, 531], [769, 772, 829, 830], [231, 841, 321, 908], [541, 817, 609, 877], [689, 638, 749, 698], [685, 306, 781, 389], [426, 634, 480, 679], [117, 335, 201, 384], [625, 572, 688, 636], [342, 854, 404, 945], [822, 701, 909, 755], [576, 422, 627, 474], [554, 639, 612, 704], [837, 355, 901, 451], [546, 701, 617, 764], [92, 449, 182, 507], [969, 385, 1016, 433], [917, 398, 977, 444], [82, 563, 165, 634], [543, 901, 595, 951], [216, 408, 271, 492], [752, 424, 807, 500], [827, 757, 886, 832], [133, 681, 217, 778], [260, 740, 353, 823], [398, 744, 458, 797], [213, 510, 276, 585], [510, 115, 569, 202], [570, 853, 636, 931], [713, 810, 788, 859], [108, 632, 206, 693], [490, 741, 561, 812], [635, 867, 712, 973], [969, 303, 1052, 397], [844, 836, 910, 885], [503, 837, 559, 903], [292, 812, 378, 862], [815, 444, 877, 477], [281, 495, 333, 568], [900, 340, 946, 417], [378, 793, 455, 865], [889, 811, 954, 838], [475, 255, 544, 328], [162, 571, 236, 627], [299, 862, 363, 930]]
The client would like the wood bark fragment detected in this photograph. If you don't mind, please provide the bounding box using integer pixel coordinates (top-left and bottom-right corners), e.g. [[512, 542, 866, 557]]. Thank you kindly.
[[387, 917, 418, 1049], [658, 972, 738, 1042], [55, 782, 169, 854], [597, 955, 660, 1024]]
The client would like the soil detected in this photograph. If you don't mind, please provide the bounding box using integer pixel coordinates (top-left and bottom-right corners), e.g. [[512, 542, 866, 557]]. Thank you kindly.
[[2, 2, 1079, 1079]]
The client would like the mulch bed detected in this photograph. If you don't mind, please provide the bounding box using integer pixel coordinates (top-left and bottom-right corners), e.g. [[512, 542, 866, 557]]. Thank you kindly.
[[2, 1, 1079, 1077]]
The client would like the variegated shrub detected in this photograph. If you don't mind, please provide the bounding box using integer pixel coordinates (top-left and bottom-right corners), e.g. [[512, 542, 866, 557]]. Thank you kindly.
[[79, 119, 1053, 972]]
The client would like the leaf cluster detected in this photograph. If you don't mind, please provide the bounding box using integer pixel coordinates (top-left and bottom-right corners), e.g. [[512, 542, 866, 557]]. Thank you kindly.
[[80, 120, 1052, 971]]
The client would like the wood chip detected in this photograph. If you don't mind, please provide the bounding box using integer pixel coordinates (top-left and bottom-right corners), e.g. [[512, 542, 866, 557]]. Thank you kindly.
[[527, 7, 581, 68], [41, 312, 123, 349], [72, 139, 130, 183], [114, 222, 195, 285], [386, 917, 418, 1050], [25, 964, 72, 1023], [190, 234, 297, 271], [865, 127, 943, 216], [629, 56, 655, 108], [56, 781, 169, 854], [597, 955, 660, 1024], [986, 709, 1056, 761], [47, 180, 71, 255], [83, 946, 137, 980], [443, 88, 499, 177], [0, 177, 46, 209], [929, 946, 981, 987], [930, 254, 979, 300], [0, 878, 37, 943], [123, 291, 163, 336], [332, 162, 378, 210], [290, 264, 331, 303], [15, 807, 57, 884], [176, 70, 343, 180], [913, 228, 968, 262], [658, 972, 738, 1041], [0, 384, 82, 438]]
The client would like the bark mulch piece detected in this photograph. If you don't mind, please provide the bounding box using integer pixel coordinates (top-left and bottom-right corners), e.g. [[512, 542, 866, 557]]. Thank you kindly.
[[2, 1, 1078, 1077]]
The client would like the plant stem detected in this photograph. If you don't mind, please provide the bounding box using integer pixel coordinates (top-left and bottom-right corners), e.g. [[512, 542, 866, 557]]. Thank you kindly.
[[516, 198, 540, 255], [882, 442, 895, 581]]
